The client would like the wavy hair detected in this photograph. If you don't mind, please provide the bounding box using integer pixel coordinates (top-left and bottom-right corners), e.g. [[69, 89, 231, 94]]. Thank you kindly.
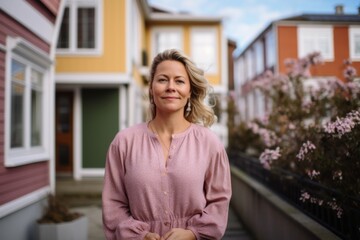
[[148, 49, 215, 127]]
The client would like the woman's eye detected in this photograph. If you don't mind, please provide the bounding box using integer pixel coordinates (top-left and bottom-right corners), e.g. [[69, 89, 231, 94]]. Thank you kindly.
[[158, 78, 167, 82], [176, 80, 185, 84]]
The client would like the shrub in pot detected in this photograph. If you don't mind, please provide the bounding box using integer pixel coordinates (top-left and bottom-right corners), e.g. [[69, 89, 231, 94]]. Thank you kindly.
[[37, 194, 88, 240]]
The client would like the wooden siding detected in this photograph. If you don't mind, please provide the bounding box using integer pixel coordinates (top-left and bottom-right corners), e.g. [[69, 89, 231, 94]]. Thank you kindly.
[[277, 26, 298, 74], [25, 0, 58, 23], [56, 0, 127, 73], [277, 25, 360, 81], [0, 10, 50, 206], [0, 10, 50, 53], [0, 52, 4, 167], [308, 26, 355, 81]]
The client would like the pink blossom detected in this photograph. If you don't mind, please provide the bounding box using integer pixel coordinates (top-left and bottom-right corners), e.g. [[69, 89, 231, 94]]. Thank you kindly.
[[259, 147, 281, 169], [247, 122, 278, 147], [327, 200, 343, 218], [332, 170, 343, 181], [296, 141, 316, 161], [343, 65, 357, 80], [299, 192, 310, 202], [306, 169, 320, 180], [323, 110, 360, 138]]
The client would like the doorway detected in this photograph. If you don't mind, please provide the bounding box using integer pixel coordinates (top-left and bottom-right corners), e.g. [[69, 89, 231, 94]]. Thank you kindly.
[[55, 92, 74, 175]]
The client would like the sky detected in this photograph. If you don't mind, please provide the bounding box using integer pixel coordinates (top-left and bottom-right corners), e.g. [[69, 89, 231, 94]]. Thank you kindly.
[[148, 0, 360, 54]]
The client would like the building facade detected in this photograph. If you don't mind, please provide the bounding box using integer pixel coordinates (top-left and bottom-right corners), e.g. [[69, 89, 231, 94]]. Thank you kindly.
[[234, 7, 360, 122], [0, 0, 64, 239], [54, 0, 229, 180]]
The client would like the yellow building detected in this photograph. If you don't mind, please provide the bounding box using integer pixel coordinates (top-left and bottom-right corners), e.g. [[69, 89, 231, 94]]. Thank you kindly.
[[55, 0, 228, 179]]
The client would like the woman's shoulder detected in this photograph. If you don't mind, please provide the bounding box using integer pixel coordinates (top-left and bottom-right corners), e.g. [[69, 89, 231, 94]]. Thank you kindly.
[[112, 123, 148, 142], [191, 124, 223, 146]]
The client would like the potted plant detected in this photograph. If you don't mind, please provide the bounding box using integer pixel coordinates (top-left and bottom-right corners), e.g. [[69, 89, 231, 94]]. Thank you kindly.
[[37, 194, 88, 240]]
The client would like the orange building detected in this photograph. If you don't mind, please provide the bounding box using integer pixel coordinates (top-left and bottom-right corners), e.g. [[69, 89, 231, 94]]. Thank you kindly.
[[234, 6, 360, 122]]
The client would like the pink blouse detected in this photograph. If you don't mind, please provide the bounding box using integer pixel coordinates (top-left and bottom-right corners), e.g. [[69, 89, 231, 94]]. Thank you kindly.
[[102, 123, 232, 240]]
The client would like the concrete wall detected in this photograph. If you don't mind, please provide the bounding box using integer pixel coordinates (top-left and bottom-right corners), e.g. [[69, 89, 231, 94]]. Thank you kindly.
[[230, 166, 341, 240], [0, 198, 46, 240]]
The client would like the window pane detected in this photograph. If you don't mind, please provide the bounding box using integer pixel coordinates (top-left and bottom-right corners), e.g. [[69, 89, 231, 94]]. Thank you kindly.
[[31, 69, 43, 147], [57, 7, 70, 48], [354, 33, 360, 55], [77, 7, 95, 48], [155, 32, 181, 54], [192, 31, 216, 73], [11, 60, 26, 148]]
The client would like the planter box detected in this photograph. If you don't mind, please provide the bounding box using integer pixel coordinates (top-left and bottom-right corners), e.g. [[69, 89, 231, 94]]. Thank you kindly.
[[38, 216, 88, 240]]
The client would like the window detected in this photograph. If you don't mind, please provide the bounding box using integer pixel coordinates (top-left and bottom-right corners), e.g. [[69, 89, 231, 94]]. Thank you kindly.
[[5, 37, 51, 166], [245, 50, 254, 80], [191, 27, 218, 74], [265, 29, 275, 68], [254, 41, 264, 75], [152, 27, 183, 58], [298, 26, 334, 61], [349, 27, 360, 61], [57, 0, 102, 54], [130, 1, 142, 66]]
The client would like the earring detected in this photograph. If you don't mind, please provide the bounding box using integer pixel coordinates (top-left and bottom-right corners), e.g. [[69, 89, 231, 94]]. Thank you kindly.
[[186, 100, 191, 116]]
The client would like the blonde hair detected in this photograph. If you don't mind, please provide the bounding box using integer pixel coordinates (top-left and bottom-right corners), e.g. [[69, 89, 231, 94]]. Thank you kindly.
[[149, 49, 215, 127]]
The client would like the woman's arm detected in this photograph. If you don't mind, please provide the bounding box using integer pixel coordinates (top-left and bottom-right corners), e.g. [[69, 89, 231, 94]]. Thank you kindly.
[[102, 141, 151, 240], [186, 148, 232, 240]]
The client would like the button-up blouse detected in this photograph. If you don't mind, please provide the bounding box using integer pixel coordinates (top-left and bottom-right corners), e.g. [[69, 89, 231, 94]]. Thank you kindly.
[[102, 123, 232, 240]]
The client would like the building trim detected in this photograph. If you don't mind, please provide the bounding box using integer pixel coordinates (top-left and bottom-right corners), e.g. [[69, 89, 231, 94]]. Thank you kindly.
[[80, 169, 105, 177], [74, 87, 82, 181], [150, 13, 222, 22], [55, 73, 131, 84], [0, 186, 50, 218], [0, 0, 53, 43]]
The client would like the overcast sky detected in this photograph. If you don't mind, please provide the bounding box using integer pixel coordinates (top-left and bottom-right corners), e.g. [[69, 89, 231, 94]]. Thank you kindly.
[[148, 0, 359, 53]]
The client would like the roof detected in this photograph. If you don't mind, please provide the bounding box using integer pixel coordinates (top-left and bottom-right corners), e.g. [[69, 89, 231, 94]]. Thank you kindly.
[[235, 13, 360, 58], [279, 13, 360, 23], [139, 0, 222, 23]]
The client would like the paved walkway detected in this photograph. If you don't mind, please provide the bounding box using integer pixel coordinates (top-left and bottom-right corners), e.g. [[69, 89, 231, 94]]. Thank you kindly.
[[59, 178, 253, 240], [71, 204, 252, 240]]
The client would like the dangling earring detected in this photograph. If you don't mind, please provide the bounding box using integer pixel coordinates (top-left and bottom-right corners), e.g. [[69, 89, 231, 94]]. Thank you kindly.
[[186, 99, 191, 116]]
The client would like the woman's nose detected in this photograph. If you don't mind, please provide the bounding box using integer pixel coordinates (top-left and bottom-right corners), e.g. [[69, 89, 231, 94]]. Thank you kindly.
[[166, 80, 175, 91]]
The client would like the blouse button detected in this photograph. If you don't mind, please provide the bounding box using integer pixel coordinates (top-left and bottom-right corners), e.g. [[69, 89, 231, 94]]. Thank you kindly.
[[163, 191, 168, 195], [164, 222, 170, 226]]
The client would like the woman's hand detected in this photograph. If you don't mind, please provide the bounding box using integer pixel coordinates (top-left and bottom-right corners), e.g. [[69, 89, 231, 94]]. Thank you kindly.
[[144, 232, 161, 240], [161, 228, 196, 240]]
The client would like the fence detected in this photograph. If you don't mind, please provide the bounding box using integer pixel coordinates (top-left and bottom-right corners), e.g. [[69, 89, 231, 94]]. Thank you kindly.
[[228, 151, 360, 240]]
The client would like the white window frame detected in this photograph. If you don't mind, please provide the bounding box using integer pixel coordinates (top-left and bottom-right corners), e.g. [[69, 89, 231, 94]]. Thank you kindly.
[[151, 27, 184, 60], [254, 41, 264, 75], [190, 27, 218, 74], [245, 50, 254, 80], [5, 37, 51, 167], [265, 29, 276, 68], [130, 0, 142, 66], [56, 0, 103, 55], [298, 26, 334, 61], [349, 26, 360, 61]]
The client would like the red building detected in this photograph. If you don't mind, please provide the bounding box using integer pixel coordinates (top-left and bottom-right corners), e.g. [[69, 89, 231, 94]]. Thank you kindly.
[[234, 6, 360, 122], [0, 1, 64, 239]]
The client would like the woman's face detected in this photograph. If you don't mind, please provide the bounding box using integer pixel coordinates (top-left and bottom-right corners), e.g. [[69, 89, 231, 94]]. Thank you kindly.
[[151, 60, 191, 116]]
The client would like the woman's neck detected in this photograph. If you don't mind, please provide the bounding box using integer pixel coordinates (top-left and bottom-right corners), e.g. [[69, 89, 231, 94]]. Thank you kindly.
[[151, 114, 190, 135]]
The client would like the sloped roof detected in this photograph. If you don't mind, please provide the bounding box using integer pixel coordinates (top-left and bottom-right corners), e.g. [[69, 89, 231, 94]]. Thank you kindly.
[[235, 12, 360, 58], [279, 13, 360, 23]]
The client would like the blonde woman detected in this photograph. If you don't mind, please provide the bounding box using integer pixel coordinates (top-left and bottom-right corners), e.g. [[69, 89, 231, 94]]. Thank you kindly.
[[102, 49, 231, 240]]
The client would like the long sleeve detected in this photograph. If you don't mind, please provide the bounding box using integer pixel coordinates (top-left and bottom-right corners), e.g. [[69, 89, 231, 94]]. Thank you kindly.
[[102, 140, 150, 240], [186, 148, 232, 240]]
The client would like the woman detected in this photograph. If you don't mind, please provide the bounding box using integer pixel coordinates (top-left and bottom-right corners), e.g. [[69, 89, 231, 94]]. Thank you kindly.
[[102, 49, 232, 240]]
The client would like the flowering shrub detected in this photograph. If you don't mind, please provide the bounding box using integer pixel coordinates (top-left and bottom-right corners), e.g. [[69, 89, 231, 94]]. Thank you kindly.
[[228, 52, 360, 217]]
